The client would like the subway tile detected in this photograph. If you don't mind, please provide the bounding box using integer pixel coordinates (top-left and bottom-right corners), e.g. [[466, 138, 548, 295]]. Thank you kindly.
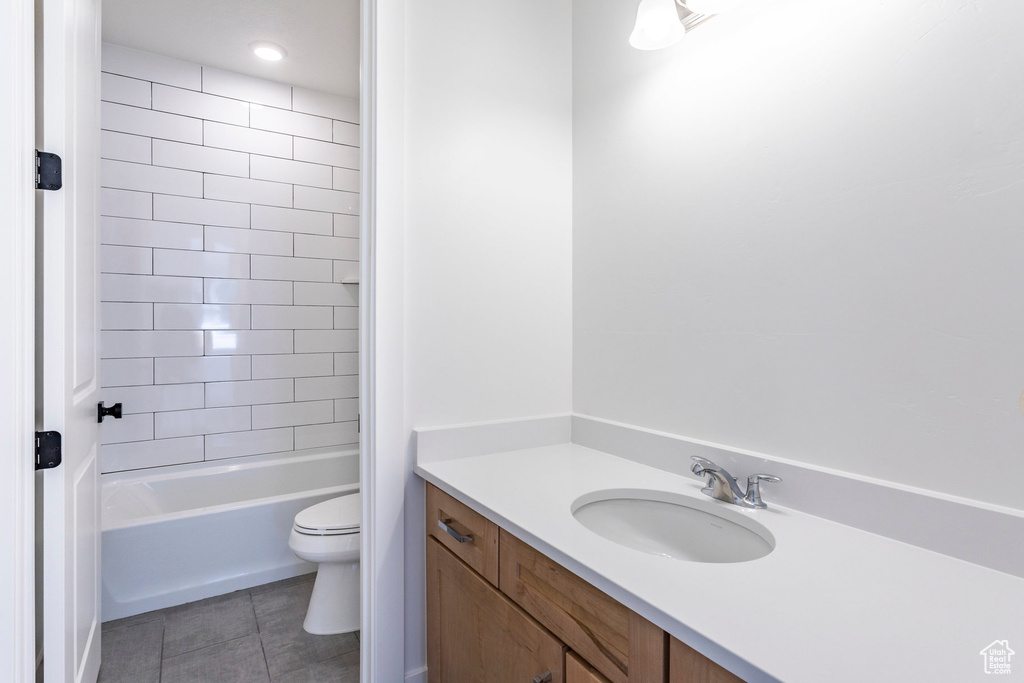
[[293, 283, 357, 307], [102, 159, 203, 197], [101, 274, 203, 303], [294, 330, 358, 354], [334, 353, 358, 376], [101, 245, 152, 275], [101, 131, 152, 164], [294, 186, 358, 215], [101, 188, 152, 219], [204, 278, 292, 305], [295, 421, 359, 450], [251, 205, 333, 236], [251, 353, 333, 380], [152, 84, 249, 126], [332, 167, 360, 193], [292, 89, 358, 123], [203, 121, 291, 158], [152, 140, 249, 176], [154, 194, 249, 228], [294, 234, 358, 261], [101, 72, 151, 108], [101, 302, 153, 330], [102, 43, 201, 90], [101, 216, 204, 251], [334, 398, 358, 421], [204, 175, 292, 208], [205, 330, 292, 355], [100, 383, 205, 414], [202, 67, 291, 109], [334, 307, 358, 330], [154, 355, 250, 384], [333, 261, 359, 284], [332, 120, 360, 146], [101, 436, 204, 473], [100, 413, 154, 444], [250, 105, 333, 141], [251, 305, 333, 330], [250, 155, 333, 189], [293, 137, 359, 169], [101, 358, 154, 388], [153, 249, 250, 279], [204, 226, 292, 256], [154, 303, 250, 330], [251, 255, 332, 283], [102, 102, 202, 144], [295, 375, 358, 402], [252, 400, 333, 429], [206, 379, 293, 407], [155, 406, 251, 438], [101, 331, 204, 358], [334, 214, 359, 238], [205, 428, 293, 460]]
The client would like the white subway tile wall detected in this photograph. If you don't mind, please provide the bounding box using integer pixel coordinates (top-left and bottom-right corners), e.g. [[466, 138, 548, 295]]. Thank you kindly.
[[99, 43, 359, 474]]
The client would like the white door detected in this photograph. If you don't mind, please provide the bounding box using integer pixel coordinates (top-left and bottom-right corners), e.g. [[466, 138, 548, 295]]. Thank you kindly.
[[39, 0, 103, 680]]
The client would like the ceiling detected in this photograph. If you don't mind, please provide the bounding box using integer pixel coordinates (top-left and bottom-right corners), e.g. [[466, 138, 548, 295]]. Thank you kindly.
[[103, 0, 360, 99]]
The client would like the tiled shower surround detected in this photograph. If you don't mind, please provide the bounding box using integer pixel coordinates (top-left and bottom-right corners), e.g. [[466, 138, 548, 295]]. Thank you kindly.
[[98, 43, 360, 474]]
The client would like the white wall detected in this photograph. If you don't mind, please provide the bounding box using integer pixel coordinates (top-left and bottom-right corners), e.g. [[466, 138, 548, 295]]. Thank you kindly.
[[401, 0, 574, 675], [573, 0, 1024, 509], [97, 44, 360, 475]]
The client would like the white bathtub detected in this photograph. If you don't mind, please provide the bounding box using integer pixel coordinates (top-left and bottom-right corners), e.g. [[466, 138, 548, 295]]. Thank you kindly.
[[101, 448, 359, 621]]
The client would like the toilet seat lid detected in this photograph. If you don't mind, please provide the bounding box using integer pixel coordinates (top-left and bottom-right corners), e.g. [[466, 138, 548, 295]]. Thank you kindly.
[[295, 492, 361, 534]]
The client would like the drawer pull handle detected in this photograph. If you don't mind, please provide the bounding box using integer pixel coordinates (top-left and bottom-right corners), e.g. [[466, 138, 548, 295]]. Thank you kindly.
[[533, 672, 553, 683], [438, 518, 473, 544]]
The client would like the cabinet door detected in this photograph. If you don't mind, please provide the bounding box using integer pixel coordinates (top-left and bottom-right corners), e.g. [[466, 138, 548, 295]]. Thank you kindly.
[[427, 537, 566, 683], [669, 637, 745, 683], [567, 652, 612, 683]]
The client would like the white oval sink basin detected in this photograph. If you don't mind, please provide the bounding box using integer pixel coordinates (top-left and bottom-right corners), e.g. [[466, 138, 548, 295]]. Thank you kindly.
[[571, 488, 775, 563]]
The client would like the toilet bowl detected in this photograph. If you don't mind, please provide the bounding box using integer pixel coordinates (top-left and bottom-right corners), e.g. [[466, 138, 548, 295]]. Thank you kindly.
[[288, 492, 361, 635]]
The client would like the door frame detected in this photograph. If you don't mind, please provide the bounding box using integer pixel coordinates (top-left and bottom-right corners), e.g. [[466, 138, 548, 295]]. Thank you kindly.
[[0, 0, 37, 681]]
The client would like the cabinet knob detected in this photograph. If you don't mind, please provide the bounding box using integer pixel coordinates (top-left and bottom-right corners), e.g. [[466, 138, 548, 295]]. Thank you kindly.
[[532, 673, 553, 683]]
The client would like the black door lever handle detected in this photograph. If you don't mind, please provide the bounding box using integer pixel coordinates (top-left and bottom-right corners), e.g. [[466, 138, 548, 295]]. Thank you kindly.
[[97, 401, 123, 423]]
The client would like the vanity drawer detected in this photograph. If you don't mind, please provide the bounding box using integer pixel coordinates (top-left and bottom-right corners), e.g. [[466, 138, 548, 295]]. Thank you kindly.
[[426, 483, 499, 586], [499, 530, 665, 683], [567, 652, 612, 683], [669, 637, 745, 683]]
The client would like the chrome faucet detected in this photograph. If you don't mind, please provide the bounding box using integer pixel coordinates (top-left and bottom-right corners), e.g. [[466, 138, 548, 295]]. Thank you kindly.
[[690, 456, 781, 509]]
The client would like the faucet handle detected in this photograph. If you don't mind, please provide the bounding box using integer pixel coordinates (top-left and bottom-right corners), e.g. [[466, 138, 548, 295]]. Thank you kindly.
[[744, 474, 781, 509], [690, 455, 718, 476]]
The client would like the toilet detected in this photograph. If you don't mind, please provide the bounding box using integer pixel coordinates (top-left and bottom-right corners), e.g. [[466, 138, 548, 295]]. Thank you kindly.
[[288, 492, 361, 635]]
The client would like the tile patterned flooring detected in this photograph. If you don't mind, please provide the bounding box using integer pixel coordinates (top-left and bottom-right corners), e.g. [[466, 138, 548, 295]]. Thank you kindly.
[[99, 574, 359, 683]]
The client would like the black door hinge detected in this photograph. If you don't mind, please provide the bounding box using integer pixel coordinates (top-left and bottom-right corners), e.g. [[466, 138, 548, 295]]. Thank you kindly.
[[35, 431, 62, 470], [35, 150, 62, 191]]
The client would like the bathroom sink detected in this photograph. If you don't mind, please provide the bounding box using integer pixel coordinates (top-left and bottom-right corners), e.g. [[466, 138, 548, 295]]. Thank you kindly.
[[571, 489, 775, 563]]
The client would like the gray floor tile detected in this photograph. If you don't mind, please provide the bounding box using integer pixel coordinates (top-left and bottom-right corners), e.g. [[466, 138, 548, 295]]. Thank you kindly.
[[163, 590, 258, 658], [97, 618, 163, 683], [162, 633, 270, 683], [252, 580, 359, 678], [249, 573, 316, 596], [270, 652, 359, 683], [102, 609, 165, 633]]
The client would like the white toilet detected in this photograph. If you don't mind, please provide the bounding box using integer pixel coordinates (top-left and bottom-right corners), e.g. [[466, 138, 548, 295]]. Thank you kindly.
[[288, 492, 361, 635]]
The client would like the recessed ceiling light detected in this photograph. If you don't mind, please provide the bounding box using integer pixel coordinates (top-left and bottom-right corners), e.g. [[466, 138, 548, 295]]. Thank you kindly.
[[251, 41, 287, 62]]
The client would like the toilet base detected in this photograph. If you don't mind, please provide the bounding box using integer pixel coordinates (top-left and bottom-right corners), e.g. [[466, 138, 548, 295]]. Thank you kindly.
[[303, 560, 360, 635]]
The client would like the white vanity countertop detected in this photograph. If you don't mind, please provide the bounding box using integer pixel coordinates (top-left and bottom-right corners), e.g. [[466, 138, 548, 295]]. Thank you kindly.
[[415, 443, 1024, 683]]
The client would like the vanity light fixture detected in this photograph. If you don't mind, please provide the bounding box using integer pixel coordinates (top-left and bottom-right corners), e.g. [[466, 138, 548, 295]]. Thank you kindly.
[[629, 0, 721, 50], [250, 41, 287, 62]]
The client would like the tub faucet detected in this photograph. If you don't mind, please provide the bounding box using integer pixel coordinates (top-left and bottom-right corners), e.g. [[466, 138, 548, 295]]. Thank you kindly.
[[690, 456, 781, 509]]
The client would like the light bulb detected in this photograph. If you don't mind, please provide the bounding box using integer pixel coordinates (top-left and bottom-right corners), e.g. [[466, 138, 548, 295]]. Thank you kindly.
[[685, 0, 743, 14], [629, 0, 686, 51], [250, 41, 287, 62]]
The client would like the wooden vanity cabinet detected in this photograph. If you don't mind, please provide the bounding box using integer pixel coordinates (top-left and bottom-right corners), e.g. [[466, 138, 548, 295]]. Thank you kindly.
[[425, 483, 747, 683], [426, 537, 566, 683]]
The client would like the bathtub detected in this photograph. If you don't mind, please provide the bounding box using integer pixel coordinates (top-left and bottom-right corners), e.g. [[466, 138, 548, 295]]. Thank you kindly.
[[101, 448, 359, 621]]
